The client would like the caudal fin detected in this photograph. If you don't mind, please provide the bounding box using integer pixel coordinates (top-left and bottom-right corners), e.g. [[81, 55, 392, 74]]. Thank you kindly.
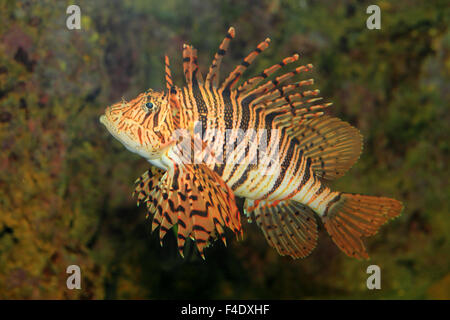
[[322, 193, 403, 259]]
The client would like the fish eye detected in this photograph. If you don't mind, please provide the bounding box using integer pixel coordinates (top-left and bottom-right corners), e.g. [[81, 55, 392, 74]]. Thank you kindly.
[[142, 102, 154, 113]]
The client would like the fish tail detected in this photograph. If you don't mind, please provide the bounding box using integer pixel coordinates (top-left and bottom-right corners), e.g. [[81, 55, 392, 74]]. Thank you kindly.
[[321, 193, 403, 259]]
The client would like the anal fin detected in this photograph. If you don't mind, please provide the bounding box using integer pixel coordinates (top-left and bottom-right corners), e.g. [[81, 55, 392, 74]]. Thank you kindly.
[[247, 199, 318, 259]]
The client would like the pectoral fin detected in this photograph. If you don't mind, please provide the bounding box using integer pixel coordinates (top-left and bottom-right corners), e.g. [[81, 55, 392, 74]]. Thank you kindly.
[[135, 164, 242, 259]]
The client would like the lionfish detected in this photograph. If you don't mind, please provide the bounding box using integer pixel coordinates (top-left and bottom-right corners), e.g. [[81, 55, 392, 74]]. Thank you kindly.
[[100, 27, 403, 260]]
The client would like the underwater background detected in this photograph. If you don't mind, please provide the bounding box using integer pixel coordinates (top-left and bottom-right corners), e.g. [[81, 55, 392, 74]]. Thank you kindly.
[[0, 0, 449, 299]]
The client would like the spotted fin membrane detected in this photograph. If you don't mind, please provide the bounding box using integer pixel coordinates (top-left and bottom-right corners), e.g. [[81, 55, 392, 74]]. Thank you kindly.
[[134, 164, 242, 259]]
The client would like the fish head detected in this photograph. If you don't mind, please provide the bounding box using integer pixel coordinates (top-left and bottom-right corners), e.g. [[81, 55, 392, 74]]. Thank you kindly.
[[100, 89, 175, 160]]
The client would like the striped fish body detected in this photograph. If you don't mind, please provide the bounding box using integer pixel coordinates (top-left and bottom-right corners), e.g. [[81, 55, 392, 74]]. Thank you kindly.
[[101, 27, 403, 260], [174, 83, 338, 216]]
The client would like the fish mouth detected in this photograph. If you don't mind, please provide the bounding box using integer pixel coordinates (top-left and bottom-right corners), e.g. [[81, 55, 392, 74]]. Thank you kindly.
[[100, 110, 156, 160], [99, 107, 164, 161], [99, 110, 122, 141], [99, 114, 107, 126], [99, 113, 114, 134]]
